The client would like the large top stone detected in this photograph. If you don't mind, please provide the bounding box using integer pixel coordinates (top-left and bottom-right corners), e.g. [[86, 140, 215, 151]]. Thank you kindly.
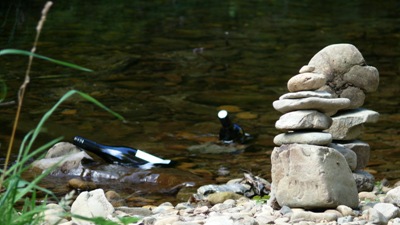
[[308, 44, 379, 110], [308, 44, 379, 92]]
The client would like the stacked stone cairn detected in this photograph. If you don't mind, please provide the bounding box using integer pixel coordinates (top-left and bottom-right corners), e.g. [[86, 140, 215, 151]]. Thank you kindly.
[[271, 43, 380, 210]]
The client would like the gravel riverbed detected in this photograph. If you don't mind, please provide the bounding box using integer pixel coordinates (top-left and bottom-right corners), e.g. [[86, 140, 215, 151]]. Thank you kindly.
[[43, 182, 400, 225]]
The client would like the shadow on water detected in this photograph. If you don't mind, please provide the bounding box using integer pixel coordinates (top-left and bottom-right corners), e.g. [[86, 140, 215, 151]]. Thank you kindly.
[[1, 0, 400, 205]]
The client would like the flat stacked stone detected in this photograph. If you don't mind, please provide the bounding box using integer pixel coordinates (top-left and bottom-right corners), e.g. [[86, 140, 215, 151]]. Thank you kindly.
[[271, 43, 380, 210], [273, 91, 341, 146]]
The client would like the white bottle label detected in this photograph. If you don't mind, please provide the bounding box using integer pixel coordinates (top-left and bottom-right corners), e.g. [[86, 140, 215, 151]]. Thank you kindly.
[[135, 150, 171, 164]]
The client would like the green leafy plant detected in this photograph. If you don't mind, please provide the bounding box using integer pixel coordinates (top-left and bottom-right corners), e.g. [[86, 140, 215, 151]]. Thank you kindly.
[[0, 1, 126, 224], [252, 195, 270, 204]]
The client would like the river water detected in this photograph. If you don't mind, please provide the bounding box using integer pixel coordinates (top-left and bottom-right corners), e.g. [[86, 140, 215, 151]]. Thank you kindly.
[[1, 0, 399, 205]]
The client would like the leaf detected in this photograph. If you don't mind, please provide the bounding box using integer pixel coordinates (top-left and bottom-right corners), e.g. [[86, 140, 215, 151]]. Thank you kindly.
[[0, 49, 93, 72], [119, 216, 141, 224]]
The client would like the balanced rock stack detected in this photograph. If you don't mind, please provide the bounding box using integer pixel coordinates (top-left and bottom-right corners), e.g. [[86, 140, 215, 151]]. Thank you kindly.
[[271, 43, 379, 210]]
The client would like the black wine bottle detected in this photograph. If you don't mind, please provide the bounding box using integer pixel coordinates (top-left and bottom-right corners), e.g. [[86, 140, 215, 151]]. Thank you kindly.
[[73, 136, 171, 166], [217, 110, 246, 144]]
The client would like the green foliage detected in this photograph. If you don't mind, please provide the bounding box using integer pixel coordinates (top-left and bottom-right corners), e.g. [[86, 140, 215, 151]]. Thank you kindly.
[[252, 195, 270, 204], [0, 89, 126, 224], [374, 181, 383, 194], [0, 49, 93, 72], [0, 3, 126, 224], [0, 144, 58, 224], [118, 216, 141, 224], [0, 86, 126, 225]]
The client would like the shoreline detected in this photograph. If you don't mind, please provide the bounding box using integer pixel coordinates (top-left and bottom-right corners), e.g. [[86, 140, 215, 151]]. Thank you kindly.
[[42, 180, 400, 225]]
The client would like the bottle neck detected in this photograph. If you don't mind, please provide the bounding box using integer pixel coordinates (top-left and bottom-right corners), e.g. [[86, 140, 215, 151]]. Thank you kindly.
[[73, 136, 106, 152], [218, 110, 233, 128]]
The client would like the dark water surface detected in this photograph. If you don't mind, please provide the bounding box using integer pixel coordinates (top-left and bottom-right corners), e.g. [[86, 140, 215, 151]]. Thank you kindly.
[[1, 0, 399, 205]]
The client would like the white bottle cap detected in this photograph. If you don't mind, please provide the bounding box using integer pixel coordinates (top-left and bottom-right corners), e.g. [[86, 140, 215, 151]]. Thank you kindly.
[[218, 110, 228, 119]]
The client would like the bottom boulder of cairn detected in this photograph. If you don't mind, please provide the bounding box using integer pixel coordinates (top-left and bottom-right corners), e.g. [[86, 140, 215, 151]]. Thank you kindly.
[[271, 143, 359, 209]]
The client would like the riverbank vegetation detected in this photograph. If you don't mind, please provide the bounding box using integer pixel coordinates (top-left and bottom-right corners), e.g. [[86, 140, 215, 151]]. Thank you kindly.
[[0, 2, 127, 224]]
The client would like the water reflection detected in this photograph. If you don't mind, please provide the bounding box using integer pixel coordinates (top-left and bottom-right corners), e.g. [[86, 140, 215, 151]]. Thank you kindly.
[[0, 0, 399, 205]]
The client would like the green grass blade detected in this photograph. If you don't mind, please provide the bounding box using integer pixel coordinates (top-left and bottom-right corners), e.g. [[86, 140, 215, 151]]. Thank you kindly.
[[6, 137, 61, 178], [25, 89, 125, 153], [0, 49, 93, 72]]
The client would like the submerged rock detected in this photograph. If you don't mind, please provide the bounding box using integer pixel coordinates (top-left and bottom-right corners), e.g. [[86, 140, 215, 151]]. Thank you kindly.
[[68, 178, 97, 191], [30, 142, 206, 199], [187, 142, 247, 154], [31, 142, 92, 173]]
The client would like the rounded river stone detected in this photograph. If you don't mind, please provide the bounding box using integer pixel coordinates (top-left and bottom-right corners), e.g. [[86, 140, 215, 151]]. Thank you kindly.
[[275, 110, 332, 131], [287, 73, 327, 92]]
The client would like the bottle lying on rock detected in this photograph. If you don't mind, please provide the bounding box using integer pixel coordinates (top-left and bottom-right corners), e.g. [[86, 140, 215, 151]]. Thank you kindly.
[[217, 110, 252, 144], [73, 136, 171, 166]]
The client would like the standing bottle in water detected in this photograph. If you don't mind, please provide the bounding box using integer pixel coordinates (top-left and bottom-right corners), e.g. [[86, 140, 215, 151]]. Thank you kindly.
[[217, 110, 250, 144], [73, 136, 171, 167]]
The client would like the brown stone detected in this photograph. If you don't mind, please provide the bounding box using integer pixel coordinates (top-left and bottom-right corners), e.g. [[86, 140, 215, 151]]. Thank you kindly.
[[68, 178, 97, 190]]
